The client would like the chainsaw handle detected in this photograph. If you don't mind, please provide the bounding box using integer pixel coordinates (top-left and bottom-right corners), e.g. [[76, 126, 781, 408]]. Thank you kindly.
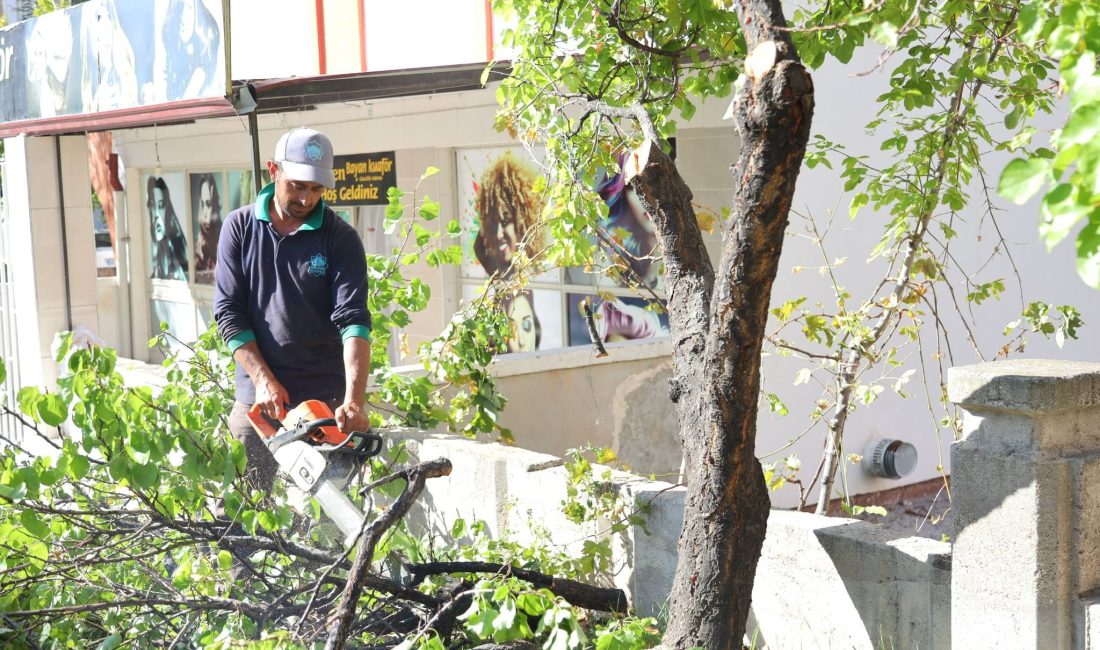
[[247, 403, 281, 439]]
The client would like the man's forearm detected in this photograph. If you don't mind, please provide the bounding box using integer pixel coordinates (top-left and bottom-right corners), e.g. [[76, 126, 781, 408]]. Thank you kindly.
[[343, 337, 371, 405], [233, 341, 277, 390]]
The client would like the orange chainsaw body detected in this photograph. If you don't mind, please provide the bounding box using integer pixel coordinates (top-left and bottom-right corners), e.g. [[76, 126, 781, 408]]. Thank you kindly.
[[247, 399, 346, 445]]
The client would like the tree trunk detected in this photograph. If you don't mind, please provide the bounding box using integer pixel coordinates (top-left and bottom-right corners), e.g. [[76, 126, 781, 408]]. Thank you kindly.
[[630, 1, 814, 648]]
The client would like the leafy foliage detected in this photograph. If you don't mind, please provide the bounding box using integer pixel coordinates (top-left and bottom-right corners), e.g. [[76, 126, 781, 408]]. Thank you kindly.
[[996, 0, 1100, 288], [366, 167, 514, 440], [0, 338, 661, 648]]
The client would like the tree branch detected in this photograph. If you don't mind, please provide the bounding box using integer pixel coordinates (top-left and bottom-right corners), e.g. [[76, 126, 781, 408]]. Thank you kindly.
[[409, 561, 628, 613], [325, 458, 453, 650]]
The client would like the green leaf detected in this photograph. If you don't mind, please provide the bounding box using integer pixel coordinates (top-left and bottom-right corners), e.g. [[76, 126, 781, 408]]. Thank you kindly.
[[37, 393, 68, 427], [52, 331, 72, 363], [1075, 217, 1100, 289], [20, 509, 49, 539], [1018, 2, 1043, 45], [131, 462, 159, 489], [0, 482, 27, 501], [1039, 183, 1089, 249], [98, 633, 122, 650], [217, 550, 233, 570], [16, 387, 41, 419], [68, 453, 90, 480], [420, 166, 441, 181], [997, 157, 1050, 204], [1059, 103, 1100, 146], [419, 198, 441, 221], [849, 192, 869, 218]]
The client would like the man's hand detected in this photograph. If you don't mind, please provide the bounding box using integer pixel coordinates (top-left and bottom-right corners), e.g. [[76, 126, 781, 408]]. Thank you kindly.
[[256, 376, 290, 420], [335, 401, 372, 433]]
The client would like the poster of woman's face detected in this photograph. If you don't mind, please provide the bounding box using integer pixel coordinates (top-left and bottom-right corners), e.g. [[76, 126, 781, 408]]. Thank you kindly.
[[462, 285, 563, 354], [155, 0, 225, 102], [189, 171, 223, 284], [79, 0, 140, 113], [457, 147, 553, 281], [144, 172, 188, 282]]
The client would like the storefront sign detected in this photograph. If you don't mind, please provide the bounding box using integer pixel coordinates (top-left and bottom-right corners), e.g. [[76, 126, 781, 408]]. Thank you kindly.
[[325, 152, 396, 206]]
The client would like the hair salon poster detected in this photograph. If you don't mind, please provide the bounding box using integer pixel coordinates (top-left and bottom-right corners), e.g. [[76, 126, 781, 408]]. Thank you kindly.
[[456, 146, 551, 281], [0, 0, 227, 124]]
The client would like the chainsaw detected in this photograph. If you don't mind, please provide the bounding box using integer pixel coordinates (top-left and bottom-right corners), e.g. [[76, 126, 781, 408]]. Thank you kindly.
[[248, 400, 384, 546]]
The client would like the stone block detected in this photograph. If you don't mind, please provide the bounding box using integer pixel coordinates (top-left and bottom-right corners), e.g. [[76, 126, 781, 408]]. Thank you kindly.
[[951, 445, 1074, 649], [613, 478, 684, 616], [948, 360, 1100, 417], [1076, 456, 1100, 594]]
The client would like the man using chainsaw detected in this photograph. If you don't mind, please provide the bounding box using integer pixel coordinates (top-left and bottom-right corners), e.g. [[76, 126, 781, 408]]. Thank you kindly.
[[214, 127, 372, 492]]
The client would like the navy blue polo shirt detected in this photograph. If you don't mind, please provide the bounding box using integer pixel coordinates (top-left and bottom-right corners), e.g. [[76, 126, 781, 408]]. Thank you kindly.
[[213, 183, 371, 406]]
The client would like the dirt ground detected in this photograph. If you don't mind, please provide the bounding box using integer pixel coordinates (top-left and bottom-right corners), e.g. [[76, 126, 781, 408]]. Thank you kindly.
[[848, 480, 953, 541]]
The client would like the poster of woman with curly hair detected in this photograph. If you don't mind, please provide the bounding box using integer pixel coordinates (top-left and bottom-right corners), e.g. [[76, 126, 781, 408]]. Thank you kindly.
[[458, 147, 548, 280], [457, 147, 562, 352]]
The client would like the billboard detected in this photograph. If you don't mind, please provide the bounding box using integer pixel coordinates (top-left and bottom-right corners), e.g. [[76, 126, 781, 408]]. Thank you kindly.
[[0, 0, 227, 124]]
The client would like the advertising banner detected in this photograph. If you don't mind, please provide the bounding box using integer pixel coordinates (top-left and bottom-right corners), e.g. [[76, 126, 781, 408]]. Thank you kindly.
[[0, 0, 228, 124]]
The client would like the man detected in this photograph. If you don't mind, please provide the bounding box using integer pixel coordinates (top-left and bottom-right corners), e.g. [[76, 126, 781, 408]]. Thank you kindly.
[[214, 127, 371, 491]]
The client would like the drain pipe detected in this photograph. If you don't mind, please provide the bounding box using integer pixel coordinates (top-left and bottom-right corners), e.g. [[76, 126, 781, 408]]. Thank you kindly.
[[55, 136, 73, 331]]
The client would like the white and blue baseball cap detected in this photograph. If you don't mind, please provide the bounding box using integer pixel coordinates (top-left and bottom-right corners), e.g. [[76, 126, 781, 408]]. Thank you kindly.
[[274, 127, 335, 188]]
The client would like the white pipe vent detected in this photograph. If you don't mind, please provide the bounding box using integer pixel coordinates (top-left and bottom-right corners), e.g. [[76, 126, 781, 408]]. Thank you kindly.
[[861, 438, 918, 480]]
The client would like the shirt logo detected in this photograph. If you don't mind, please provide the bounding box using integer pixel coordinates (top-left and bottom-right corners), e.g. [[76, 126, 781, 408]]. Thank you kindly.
[[307, 254, 329, 277]]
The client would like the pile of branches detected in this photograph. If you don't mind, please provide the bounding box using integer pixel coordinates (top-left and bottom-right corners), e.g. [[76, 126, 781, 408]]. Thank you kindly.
[[0, 446, 625, 649]]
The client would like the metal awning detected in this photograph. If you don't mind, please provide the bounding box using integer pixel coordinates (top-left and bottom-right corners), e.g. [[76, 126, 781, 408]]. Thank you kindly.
[[0, 62, 506, 139]]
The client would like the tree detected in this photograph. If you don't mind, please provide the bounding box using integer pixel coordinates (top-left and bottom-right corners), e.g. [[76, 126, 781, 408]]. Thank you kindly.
[[496, 0, 1098, 647], [497, 0, 812, 646]]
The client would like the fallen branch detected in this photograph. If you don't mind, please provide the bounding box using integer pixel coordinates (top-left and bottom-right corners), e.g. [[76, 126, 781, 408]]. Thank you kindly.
[[325, 458, 454, 650], [409, 561, 628, 613]]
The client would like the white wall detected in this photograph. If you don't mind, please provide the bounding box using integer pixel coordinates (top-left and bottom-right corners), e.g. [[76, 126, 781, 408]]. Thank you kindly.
[[756, 46, 1100, 507], [2, 134, 100, 390], [230, 1, 319, 79]]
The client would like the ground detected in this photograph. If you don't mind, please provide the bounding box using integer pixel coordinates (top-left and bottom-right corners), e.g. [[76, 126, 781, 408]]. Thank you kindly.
[[830, 477, 953, 541]]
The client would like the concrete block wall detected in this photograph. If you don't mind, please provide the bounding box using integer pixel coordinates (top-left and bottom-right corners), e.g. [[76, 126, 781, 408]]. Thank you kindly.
[[384, 427, 951, 649], [948, 359, 1100, 650]]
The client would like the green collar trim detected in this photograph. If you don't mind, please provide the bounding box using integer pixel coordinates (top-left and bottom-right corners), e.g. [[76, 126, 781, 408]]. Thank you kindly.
[[255, 182, 325, 231]]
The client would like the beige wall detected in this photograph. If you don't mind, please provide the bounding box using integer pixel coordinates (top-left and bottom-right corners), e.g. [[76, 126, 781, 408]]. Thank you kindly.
[[486, 340, 680, 478], [1, 134, 99, 388]]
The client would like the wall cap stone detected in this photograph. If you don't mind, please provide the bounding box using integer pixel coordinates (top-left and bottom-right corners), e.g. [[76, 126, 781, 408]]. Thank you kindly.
[[947, 359, 1100, 415]]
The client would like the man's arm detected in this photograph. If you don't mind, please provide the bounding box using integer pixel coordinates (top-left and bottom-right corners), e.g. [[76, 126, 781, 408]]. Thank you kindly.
[[334, 336, 371, 433], [233, 341, 289, 420]]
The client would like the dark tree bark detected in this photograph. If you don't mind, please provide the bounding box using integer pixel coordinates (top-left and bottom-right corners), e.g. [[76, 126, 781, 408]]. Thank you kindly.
[[628, 1, 814, 648]]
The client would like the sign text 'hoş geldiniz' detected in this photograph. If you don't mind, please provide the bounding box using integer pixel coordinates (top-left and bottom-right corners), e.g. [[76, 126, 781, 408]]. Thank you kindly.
[[324, 153, 396, 206]]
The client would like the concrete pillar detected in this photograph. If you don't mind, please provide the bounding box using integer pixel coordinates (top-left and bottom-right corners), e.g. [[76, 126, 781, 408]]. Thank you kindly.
[[1, 134, 99, 389], [948, 360, 1100, 650]]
